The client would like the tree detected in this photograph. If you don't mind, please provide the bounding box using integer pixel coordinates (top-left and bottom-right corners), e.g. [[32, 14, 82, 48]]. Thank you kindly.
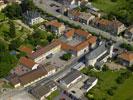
[[107, 88, 114, 96], [61, 53, 72, 61], [0, 40, 8, 52], [21, 0, 36, 12], [2, 3, 22, 19], [8, 20, 16, 38], [9, 39, 23, 50]]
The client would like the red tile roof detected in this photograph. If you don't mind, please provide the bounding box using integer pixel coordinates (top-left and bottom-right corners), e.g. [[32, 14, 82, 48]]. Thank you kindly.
[[87, 36, 97, 44], [75, 29, 92, 38], [28, 39, 61, 59], [74, 40, 89, 51], [19, 68, 47, 85], [46, 20, 64, 28], [19, 57, 36, 69], [118, 52, 133, 62], [65, 29, 75, 38], [19, 46, 33, 54]]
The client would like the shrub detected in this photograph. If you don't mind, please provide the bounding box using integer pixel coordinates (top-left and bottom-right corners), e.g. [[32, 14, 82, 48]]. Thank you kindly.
[[61, 53, 72, 61]]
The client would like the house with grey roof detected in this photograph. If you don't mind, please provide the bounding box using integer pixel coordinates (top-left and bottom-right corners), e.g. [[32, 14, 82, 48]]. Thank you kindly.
[[124, 25, 133, 41], [79, 12, 95, 25], [82, 77, 98, 92], [30, 81, 57, 100], [85, 41, 113, 67], [23, 11, 44, 26], [59, 70, 82, 88]]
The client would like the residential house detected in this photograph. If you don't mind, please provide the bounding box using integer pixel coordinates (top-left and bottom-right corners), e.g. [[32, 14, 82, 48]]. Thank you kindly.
[[110, 20, 126, 35], [61, 29, 97, 56], [30, 81, 57, 100], [124, 25, 133, 41], [43, 64, 56, 76], [87, 36, 97, 49], [118, 51, 133, 67], [92, 18, 126, 35], [19, 57, 39, 70], [68, 9, 81, 20], [28, 39, 61, 63], [59, 70, 82, 88], [10, 67, 48, 88], [23, 11, 44, 26], [73, 40, 89, 56], [19, 45, 33, 54], [92, 18, 112, 32], [79, 12, 95, 25], [85, 41, 113, 67], [82, 77, 98, 92], [45, 20, 65, 36]]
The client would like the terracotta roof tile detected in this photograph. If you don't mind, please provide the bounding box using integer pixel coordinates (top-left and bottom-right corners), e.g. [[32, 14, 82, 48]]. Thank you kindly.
[[65, 29, 75, 38], [28, 39, 61, 59], [19, 68, 47, 85], [19, 46, 32, 54], [118, 52, 133, 62], [87, 36, 97, 44], [19, 57, 36, 69], [46, 20, 64, 28], [74, 40, 89, 51], [75, 29, 92, 38]]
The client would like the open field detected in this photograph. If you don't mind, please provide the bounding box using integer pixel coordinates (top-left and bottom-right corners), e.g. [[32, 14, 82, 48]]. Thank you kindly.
[[92, 0, 133, 25], [81, 68, 133, 100]]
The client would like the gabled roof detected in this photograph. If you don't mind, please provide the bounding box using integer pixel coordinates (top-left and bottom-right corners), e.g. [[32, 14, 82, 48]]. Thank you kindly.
[[118, 52, 133, 62], [75, 29, 92, 38], [46, 20, 64, 28], [68, 9, 81, 16], [97, 19, 111, 26], [74, 40, 89, 51], [28, 39, 61, 59], [19, 46, 33, 54], [86, 42, 107, 60], [31, 81, 57, 99], [60, 70, 81, 85], [87, 36, 97, 44], [65, 29, 75, 38], [19, 57, 36, 69], [19, 67, 47, 85], [79, 12, 94, 20], [111, 20, 124, 28]]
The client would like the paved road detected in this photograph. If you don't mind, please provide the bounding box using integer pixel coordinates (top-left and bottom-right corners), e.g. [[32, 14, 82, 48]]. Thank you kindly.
[[33, 0, 133, 45]]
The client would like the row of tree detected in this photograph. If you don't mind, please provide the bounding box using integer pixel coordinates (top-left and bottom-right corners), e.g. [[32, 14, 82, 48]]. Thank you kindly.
[[2, 0, 36, 19]]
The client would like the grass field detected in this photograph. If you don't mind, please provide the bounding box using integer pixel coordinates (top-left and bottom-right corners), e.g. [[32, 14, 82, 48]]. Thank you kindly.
[[92, 0, 126, 13], [91, 0, 133, 25], [81, 68, 133, 100], [0, 21, 30, 43]]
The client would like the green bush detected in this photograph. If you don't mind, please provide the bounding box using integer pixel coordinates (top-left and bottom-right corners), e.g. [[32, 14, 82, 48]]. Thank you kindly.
[[61, 53, 72, 61], [120, 43, 133, 51]]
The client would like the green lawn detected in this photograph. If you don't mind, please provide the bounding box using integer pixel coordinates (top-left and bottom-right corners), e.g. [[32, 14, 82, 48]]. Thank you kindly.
[[92, 0, 127, 13], [81, 68, 133, 100], [0, 12, 7, 21], [0, 21, 30, 42], [47, 90, 59, 100], [92, 0, 133, 24]]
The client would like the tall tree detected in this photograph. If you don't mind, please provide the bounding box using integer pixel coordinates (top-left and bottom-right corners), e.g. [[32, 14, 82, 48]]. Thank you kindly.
[[21, 0, 35, 12], [2, 3, 22, 19], [9, 20, 16, 38]]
